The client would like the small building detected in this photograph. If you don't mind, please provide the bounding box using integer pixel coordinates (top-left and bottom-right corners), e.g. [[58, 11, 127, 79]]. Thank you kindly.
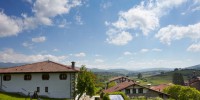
[[0, 60, 78, 99], [103, 81, 169, 99], [108, 76, 135, 84]]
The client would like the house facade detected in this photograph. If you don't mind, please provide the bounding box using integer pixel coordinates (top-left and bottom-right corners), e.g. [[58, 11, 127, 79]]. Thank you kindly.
[[103, 81, 169, 99], [0, 61, 78, 99]]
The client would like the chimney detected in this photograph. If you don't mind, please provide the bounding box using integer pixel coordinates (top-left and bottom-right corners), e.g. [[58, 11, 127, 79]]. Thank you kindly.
[[71, 61, 75, 69]]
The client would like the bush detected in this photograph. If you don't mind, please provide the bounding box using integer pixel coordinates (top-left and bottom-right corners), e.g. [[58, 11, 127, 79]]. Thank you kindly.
[[164, 85, 200, 100]]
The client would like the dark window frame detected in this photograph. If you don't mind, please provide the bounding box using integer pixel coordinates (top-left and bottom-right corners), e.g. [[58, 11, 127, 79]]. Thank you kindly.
[[42, 74, 49, 80], [37, 87, 40, 92], [132, 88, 136, 94], [59, 73, 67, 80], [138, 88, 143, 93], [24, 74, 32, 80], [3, 74, 11, 81], [45, 87, 48, 92], [125, 89, 130, 94]]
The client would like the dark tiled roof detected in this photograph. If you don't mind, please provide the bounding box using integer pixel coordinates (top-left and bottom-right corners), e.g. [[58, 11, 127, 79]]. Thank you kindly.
[[0, 61, 78, 73], [108, 76, 134, 82], [103, 81, 135, 93]]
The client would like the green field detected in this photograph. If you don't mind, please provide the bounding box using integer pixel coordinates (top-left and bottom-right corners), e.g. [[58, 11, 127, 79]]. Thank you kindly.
[[135, 69, 200, 86]]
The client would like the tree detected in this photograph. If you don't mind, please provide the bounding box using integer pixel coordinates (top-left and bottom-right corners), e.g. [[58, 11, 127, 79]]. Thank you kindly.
[[137, 73, 142, 79], [172, 72, 184, 85], [164, 85, 200, 100], [76, 65, 96, 100]]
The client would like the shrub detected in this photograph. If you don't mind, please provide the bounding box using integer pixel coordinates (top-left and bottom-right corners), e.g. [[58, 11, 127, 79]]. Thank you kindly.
[[164, 85, 200, 100]]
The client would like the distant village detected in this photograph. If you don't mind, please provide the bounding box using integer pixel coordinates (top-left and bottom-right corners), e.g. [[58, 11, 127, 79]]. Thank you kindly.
[[0, 60, 200, 100]]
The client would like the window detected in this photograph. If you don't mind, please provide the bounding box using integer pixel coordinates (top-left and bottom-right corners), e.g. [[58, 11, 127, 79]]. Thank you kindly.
[[3, 75, 11, 81], [45, 87, 48, 92], [42, 74, 49, 80], [125, 89, 130, 94], [37, 87, 40, 92], [132, 88, 136, 94], [24, 74, 32, 80], [59, 73, 67, 80], [138, 88, 143, 93]]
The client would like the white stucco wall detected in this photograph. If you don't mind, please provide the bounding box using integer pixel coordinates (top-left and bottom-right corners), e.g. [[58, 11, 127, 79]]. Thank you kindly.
[[1, 73, 74, 98]]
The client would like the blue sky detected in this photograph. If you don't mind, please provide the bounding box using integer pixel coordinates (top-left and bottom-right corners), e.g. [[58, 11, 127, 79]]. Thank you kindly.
[[0, 0, 200, 70]]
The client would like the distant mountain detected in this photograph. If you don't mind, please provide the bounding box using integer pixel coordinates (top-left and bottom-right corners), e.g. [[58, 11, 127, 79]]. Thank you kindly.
[[136, 68, 173, 72], [186, 64, 200, 70], [89, 68, 137, 75], [0, 62, 27, 68]]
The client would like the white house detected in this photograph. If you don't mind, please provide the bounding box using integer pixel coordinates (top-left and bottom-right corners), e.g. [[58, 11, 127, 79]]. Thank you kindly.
[[103, 81, 169, 99], [0, 60, 79, 99]]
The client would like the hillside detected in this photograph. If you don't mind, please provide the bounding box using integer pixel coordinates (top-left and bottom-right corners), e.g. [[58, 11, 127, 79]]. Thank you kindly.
[[0, 62, 27, 68], [139, 69, 200, 85], [186, 64, 200, 70]]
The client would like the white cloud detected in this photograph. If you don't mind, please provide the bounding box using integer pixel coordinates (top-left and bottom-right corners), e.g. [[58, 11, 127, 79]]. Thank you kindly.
[[152, 48, 162, 52], [105, 21, 110, 26], [106, 29, 133, 45], [0, 12, 22, 37], [106, 0, 187, 45], [123, 51, 132, 55], [75, 15, 83, 25], [101, 2, 112, 9], [140, 49, 149, 53], [0, 0, 82, 38], [95, 59, 104, 63], [32, 36, 46, 43], [53, 48, 59, 52], [95, 54, 101, 57], [112, 5, 159, 36], [155, 23, 200, 45], [187, 43, 200, 52], [74, 52, 86, 57], [58, 19, 71, 28], [0, 48, 67, 63], [22, 42, 33, 49]]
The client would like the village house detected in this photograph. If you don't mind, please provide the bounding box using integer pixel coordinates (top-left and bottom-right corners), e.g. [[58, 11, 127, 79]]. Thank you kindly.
[[103, 81, 169, 99], [0, 60, 78, 99], [108, 76, 135, 84]]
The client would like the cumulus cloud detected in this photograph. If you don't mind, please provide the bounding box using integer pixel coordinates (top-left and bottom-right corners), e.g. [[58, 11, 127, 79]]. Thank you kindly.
[[112, 5, 159, 36], [123, 51, 132, 55], [95, 59, 104, 63], [22, 42, 33, 49], [106, 29, 133, 45], [100, 1, 112, 9], [152, 48, 162, 52], [0, 0, 82, 37], [74, 52, 86, 57], [75, 15, 83, 25], [155, 23, 200, 45], [106, 0, 187, 45], [0, 12, 22, 37], [140, 49, 149, 53], [0, 48, 67, 63], [187, 43, 200, 52], [32, 36, 46, 43]]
